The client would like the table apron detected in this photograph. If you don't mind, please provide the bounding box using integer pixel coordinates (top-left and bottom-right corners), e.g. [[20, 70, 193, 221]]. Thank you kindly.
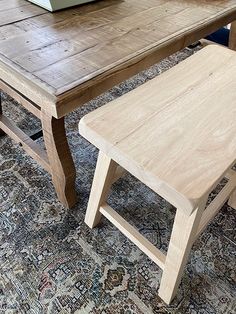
[[55, 11, 236, 118]]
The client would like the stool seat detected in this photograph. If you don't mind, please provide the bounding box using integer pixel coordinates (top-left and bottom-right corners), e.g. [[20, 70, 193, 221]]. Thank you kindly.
[[80, 45, 236, 214]]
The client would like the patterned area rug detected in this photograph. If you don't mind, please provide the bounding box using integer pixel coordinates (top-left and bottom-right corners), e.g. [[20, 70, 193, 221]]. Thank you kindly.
[[0, 48, 235, 314]]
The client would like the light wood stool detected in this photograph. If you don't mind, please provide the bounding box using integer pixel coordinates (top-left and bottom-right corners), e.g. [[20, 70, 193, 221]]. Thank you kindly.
[[79, 46, 236, 304]]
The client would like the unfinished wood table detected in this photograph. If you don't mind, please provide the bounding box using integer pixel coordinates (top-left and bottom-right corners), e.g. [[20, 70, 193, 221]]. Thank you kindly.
[[0, 0, 236, 208]]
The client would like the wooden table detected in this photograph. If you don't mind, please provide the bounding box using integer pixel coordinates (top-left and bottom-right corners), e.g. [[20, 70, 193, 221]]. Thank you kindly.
[[0, 0, 236, 208]]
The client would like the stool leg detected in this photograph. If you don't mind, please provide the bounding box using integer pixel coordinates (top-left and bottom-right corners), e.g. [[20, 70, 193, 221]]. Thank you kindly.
[[85, 151, 118, 228], [158, 199, 207, 304], [228, 189, 236, 209]]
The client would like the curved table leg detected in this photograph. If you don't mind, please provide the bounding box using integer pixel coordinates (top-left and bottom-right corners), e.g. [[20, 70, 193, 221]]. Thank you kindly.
[[41, 110, 77, 208], [0, 91, 5, 136], [229, 21, 236, 50]]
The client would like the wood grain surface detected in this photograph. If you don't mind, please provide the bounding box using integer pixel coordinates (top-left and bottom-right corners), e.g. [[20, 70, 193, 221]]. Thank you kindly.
[[0, 0, 236, 117]]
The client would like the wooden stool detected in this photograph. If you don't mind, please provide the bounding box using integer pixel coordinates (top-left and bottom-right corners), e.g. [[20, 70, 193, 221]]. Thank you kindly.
[[79, 46, 236, 304]]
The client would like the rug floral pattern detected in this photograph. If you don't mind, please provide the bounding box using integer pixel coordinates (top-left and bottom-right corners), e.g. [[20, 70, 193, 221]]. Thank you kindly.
[[0, 48, 235, 314]]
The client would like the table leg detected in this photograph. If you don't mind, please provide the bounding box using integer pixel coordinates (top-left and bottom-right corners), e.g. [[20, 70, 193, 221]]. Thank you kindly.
[[0, 91, 5, 136], [41, 110, 77, 208], [229, 21, 236, 50], [228, 189, 236, 209]]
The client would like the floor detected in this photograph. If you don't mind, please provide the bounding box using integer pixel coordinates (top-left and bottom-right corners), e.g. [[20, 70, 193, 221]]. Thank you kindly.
[[0, 48, 235, 314]]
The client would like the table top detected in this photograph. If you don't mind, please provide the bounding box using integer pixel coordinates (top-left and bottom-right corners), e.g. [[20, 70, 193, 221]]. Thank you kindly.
[[0, 0, 236, 118]]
